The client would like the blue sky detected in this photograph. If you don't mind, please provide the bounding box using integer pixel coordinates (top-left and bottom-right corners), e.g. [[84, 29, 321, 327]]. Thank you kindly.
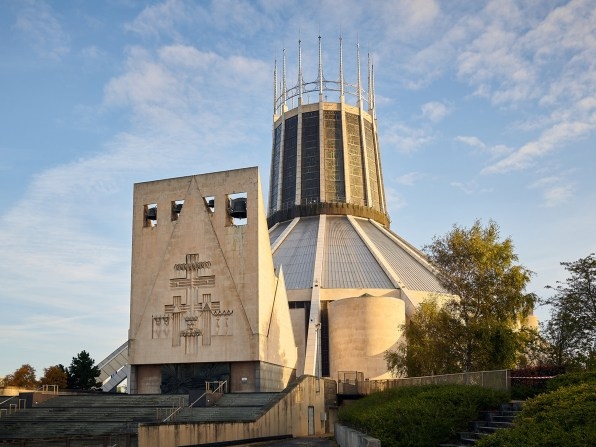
[[1, 0, 595, 378]]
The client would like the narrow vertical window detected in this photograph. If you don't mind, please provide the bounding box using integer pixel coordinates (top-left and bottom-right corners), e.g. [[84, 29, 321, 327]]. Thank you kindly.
[[171, 200, 184, 221], [227, 192, 247, 226], [204, 196, 215, 213], [144, 203, 157, 227]]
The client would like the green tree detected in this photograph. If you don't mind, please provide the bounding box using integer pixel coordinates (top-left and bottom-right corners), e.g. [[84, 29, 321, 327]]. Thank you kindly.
[[542, 253, 596, 367], [425, 220, 536, 371], [385, 299, 464, 376], [39, 364, 69, 389], [387, 220, 537, 376], [3, 364, 38, 388], [68, 351, 101, 390]]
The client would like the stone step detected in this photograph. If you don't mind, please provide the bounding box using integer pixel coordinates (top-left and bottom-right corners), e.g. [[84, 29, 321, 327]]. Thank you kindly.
[[441, 401, 523, 446], [0, 391, 285, 441]]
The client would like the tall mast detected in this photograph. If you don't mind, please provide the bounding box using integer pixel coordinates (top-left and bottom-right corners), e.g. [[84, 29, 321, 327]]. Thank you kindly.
[[339, 34, 344, 100], [318, 35, 323, 100], [367, 51, 372, 112], [298, 37, 303, 106], [357, 41, 362, 109], [282, 48, 287, 110], [371, 56, 376, 118], [273, 58, 277, 115]]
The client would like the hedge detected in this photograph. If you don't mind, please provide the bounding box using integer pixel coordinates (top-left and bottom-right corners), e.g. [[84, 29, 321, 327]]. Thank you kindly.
[[338, 384, 507, 447], [477, 374, 596, 447]]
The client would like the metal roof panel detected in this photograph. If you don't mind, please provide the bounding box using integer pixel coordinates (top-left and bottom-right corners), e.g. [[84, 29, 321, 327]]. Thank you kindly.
[[322, 216, 394, 289], [354, 218, 446, 292], [271, 217, 319, 289]]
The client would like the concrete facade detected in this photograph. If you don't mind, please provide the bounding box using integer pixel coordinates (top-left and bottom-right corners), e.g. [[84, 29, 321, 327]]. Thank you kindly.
[[329, 296, 406, 380], [137, 376, 336, 447], [128, 167, 297, 394]]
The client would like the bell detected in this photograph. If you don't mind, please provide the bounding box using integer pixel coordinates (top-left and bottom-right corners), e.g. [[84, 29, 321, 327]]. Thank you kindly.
[[228, 197, 247, 219], [146, 207, 157, 221]]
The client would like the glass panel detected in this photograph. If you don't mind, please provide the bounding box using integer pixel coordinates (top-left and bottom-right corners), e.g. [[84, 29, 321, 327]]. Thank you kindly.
[[345, 112, 364, 206], [323, 111, 345, 202], [301, 111, 320, 204], [281, 116, 298, 210], [364, 120, 379, 208], [269, 125, 282, 215]]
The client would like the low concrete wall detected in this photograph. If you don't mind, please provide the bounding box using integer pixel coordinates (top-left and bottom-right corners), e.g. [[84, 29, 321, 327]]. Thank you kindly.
[[138, 375, 336, 447], [335, 423, 380, 447], [1, 386, 26, 396]]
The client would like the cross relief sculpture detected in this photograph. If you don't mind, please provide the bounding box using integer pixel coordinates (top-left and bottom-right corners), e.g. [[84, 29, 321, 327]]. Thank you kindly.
[[153, 253, 233, 354], [164, 295, 189, 347]]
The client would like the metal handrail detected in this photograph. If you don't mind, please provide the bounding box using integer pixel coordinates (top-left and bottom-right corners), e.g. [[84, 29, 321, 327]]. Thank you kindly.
[[163, 380, 228, 422], [190, 381, 227, 408]]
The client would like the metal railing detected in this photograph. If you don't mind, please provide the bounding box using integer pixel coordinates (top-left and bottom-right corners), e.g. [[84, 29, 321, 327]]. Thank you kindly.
[[162, 380, 228, 422], [338, 370, 511, 395]]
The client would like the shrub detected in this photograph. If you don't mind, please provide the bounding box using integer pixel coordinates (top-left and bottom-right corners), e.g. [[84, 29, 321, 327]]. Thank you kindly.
[[477, 380, 596, 447], [546, 369, 596, 392], [338, 384, 507, 447], [510, 365, 566, 399]]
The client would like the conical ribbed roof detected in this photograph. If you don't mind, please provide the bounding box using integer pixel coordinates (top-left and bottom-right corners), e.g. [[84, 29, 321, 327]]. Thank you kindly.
[[270, 215, 447, 294]]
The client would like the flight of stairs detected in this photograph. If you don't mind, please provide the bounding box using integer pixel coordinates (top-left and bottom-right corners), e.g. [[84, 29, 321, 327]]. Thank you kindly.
[[439, 401, 523, 446]]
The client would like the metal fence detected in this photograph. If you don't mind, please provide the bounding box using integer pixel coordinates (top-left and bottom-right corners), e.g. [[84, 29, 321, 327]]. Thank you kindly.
[[338, 370, 511, 395]]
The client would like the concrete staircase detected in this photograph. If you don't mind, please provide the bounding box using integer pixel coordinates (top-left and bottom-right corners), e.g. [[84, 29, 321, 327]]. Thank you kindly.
[[0, 393, 187, 445], [171, 392, 281, 423], [439, 401, 523, 446], [0, 392, 289, 445]]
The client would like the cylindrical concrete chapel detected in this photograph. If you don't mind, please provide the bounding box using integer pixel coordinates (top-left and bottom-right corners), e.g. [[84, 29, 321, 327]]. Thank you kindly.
[[328, 295, 406, 380]]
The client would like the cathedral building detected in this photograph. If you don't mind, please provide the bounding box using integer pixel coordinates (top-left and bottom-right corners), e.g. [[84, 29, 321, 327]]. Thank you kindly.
[[127, 37, 452, 395]]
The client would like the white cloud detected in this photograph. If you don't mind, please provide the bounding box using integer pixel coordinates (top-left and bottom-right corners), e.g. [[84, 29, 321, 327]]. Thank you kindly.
[[104, 44, 269, 115], [384, 187, 408, 211], [383, 122, 433, 153], [456, 136, 513, 160], [457, 24, 537, 104], [542, 184, 575, 208], [396, 172, 424, 186], [125, 0, 275, 43], [14, 0, 70, 61], [450, 0, 596, 174], [124, 0, 194, 40], [450, 181, 493, 195], [421, 101, 452, 122], [379, 0, 441, 41], [529, 175, 576, 207], [483, 118, 594, 173], [456, 135, 484, 149], [80, 45, 106, 61]]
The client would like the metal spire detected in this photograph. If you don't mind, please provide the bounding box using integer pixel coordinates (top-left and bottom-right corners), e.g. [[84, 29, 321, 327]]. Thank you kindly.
[[318, 35, 323, 99], [339, 34, 344, 99], [282, 48, 287, 109], [298, 36, 303, 105], [273, 57, 277, 114], [367, 51, 372, 112], [371, 55, 376, 117], [357, 41, 362, 108]]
